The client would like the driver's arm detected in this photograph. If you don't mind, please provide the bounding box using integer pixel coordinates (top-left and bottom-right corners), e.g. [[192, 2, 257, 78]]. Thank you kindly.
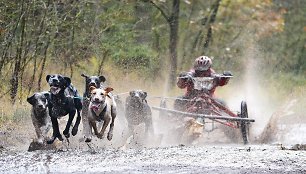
[[217, 71, 232, 86], [177, 72, 192, 89]]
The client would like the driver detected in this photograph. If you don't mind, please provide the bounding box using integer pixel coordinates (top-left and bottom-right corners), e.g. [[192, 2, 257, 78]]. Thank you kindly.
[[174, 56, 232, 110]]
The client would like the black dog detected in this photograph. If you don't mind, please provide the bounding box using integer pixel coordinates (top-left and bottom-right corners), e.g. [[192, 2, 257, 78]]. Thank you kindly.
[[125, 90, 154, 139], [46, 74, 82, 144]]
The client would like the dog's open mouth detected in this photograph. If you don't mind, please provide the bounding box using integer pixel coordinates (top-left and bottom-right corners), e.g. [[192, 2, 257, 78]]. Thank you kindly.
[[89, 84, 97, 89], [91, 101, 104, 111], [50, 86, 61, 95]]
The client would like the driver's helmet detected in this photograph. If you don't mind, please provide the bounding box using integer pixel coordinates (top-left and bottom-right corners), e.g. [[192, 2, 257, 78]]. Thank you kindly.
[[193, 56, 212, 71]]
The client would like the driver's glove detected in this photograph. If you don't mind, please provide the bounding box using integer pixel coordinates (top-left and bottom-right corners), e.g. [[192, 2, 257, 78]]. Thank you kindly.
[[222, 71, 232, 84], [178, 72, 192, 81], [223, 71, 233, 76]]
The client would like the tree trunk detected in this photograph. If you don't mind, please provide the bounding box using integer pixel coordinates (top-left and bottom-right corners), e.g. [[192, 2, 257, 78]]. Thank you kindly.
[[97, 50, 109, 75], [37, 37, 50, 91], [10, 1, 26, 104], [202, 0, 221, 54], [149, 0, 180, 90], [168, 0, 180, 90]]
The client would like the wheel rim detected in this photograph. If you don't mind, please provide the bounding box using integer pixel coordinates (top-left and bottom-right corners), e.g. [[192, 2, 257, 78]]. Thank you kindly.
[[240, 101, 249, 144]]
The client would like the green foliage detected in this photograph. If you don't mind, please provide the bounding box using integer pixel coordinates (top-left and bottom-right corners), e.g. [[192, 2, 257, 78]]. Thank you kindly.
[[0, 0, 305, 101], [113, 45, 160, 76]]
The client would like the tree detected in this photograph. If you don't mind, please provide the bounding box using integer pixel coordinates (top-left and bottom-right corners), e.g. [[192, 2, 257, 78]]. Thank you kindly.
[[149, 0, 180, 89]]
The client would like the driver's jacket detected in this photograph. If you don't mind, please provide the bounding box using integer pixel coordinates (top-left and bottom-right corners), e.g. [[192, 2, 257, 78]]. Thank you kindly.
[[177, 68, 229, 98]]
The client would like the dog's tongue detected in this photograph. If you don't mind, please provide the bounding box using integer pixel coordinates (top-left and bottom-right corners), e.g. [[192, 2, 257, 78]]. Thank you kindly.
[[91, 102, 101, 112], [50, 86, 61, 95]]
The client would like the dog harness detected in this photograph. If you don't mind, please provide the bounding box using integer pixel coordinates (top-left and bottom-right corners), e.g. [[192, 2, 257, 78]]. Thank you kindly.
[[91, 104, 107, 122]]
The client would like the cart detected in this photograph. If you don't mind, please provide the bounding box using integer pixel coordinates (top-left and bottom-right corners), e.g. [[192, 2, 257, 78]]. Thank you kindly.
[[151, 75, 255, 144]]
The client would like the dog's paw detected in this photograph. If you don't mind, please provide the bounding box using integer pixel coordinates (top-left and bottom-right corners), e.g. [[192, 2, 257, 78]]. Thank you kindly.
[[58, 135, 64, 141], [37, 138, 44, 144], [63, 130, 70, 138], [64, 133, 70, 138], [72, 127, 78, 136], [97, 133, 104, 139], [85, 137, 92, 143], [63, 129, 69, 136], [107, 133, 113, 141], [47, 137, 56, 144]]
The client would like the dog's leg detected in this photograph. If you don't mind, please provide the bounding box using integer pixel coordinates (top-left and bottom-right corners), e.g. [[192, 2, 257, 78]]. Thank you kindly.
[[31, 114, 44, 144], [47, 116, 63, 144], [72, 109, 81, 136], [63, 110, 76, 138], [72, 98, 82, 136], [107, 118, 115, 141], [85, 121, 93, 143], [97, 117, 110, 139], [92, 121, 99, 136], [107, 106, 117, 141]]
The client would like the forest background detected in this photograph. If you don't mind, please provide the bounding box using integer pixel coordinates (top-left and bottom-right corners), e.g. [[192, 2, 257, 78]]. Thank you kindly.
[[0, 0, 305, 128]]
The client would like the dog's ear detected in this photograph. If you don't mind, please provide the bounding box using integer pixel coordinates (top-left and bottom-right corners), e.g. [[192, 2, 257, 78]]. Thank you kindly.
[[99, 76, 106, 83], [89, 86, 96, 93], [63, 76, 71, 87], [104, 87, 113, 94], [46, 75, 51, 82], [129, 91, 135, 97], [81, 73, 88, 79], [27, 94, 36, 105], [143, 92, 147, 98], [43, 92, 50, 100]]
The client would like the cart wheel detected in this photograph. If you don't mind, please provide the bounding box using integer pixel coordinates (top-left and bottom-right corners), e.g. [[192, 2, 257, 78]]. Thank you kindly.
[[240, 101, 249, 144]]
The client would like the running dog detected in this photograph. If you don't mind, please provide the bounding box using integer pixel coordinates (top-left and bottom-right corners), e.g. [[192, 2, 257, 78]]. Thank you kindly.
[[46, 74, 82, 144], [125, 90, 154, 138], [80, 74, 106, 135], [27, 91, 51, 144], [84, 86, 117, 142]]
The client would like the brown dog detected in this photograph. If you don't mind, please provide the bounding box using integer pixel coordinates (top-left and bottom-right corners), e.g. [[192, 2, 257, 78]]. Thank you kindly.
[[84, 86, 117, 142]]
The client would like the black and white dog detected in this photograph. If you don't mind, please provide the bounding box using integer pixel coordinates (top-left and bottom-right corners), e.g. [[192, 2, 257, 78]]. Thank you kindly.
[[27, 91, 51, 144], [46, 74, 82, 144], [80, 74, 106, 130], [125, 90, 154, 139]]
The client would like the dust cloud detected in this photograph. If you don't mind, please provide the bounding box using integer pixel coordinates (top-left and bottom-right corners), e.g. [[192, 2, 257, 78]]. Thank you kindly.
[[224, 41, 306, 145]]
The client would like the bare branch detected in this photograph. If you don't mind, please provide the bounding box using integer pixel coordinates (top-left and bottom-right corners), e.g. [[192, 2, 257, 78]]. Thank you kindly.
[[150, 0, 170, 22]]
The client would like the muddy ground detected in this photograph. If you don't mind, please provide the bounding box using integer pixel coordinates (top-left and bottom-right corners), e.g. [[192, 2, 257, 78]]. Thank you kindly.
[[1, 118, 306, 174], [1, 98, 305, 173], [0, 143, 305, 173]]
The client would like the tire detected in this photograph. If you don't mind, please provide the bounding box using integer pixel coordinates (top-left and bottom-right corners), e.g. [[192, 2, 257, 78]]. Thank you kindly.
[[240, 101, 249, 144]]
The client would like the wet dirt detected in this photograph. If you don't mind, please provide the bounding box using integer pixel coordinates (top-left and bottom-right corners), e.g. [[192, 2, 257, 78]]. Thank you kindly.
[[1, 97, 305, 173], [0, 143, 305, 174]]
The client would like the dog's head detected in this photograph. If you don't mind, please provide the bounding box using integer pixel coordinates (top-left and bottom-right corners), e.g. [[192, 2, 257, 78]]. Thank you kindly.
[[129, 90, 147, 104], [81, 73, 106, 90], [46, 74, 71, 95], [184, 117, 204, 138], [27, 92, 50, 111], [89, 86, 113, 110]]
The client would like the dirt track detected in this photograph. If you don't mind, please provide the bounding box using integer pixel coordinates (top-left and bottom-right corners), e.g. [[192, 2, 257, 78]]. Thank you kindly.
[[1, 96, 306, 174], [0, 143, 305, 174]]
